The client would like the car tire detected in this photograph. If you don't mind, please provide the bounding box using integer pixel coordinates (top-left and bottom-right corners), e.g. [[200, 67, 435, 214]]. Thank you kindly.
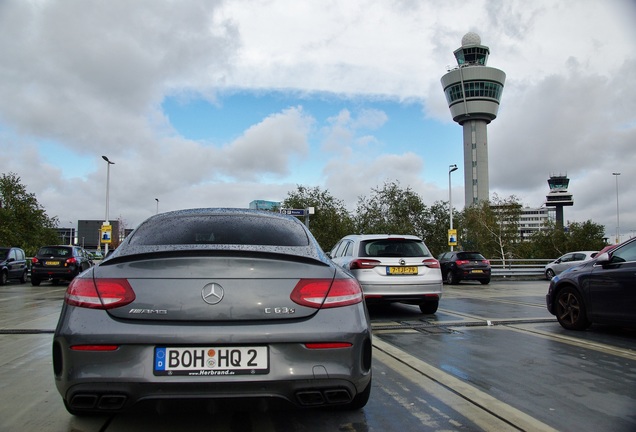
[[446, 271, 457, 285], [342, 378, 372, 410], [554, 286, 591, 330], [480, 279, 490, 285], [419, 300, 439, 314], [545, 268, 555, 280], [19, 270, 27, 284], [0, 271, 7, 286], [31, 277, 41, 286]]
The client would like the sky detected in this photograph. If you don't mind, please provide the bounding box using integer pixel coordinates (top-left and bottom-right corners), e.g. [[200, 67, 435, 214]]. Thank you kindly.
[[1, 0, 635, 242]]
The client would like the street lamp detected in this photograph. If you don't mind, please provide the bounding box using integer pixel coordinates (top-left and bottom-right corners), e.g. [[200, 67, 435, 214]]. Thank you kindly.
[[155, 198, 159, 214], [449, 164, 458, 251], [613, 172, 620, 244], [102, 156, 115, 255]]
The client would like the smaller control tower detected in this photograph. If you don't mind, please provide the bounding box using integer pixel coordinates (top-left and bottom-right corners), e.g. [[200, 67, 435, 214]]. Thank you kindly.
[[441, 32, 506, 207], [545, 175, 574, 227]]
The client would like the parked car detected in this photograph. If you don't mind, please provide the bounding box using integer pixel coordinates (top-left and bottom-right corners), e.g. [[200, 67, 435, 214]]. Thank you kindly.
[[31, 245, 93, 286], [52, 209, 372, 415], [0, 247, 28, 285], [437, 251, 491, 285], [328, 234, 442, 314], [86, 249, 104, 261], [546, 236, 636, 330], [544, 251, 598, 280]]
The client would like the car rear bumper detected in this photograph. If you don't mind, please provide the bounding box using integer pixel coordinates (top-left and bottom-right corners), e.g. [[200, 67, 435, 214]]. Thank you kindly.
[[31, 267, 79, 281], [359, 282, 442, 303], [454, 269, 491, 281], [61, 376, 369, 413]]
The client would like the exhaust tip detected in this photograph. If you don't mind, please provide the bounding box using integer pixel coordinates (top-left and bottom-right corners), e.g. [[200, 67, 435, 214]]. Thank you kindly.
[[324, 389, 352, 404], [296, 391, 325, 406], [70, 394, 98, 409], [98, 395, 127, 410]]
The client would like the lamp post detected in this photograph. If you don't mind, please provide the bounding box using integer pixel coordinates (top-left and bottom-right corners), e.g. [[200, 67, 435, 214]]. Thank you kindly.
[[102, 156, 115, 255], [449, 164, 458, 251], [68, 221, 73, 245], [155, 198, 159, 214], [613, 172, 621, 244]]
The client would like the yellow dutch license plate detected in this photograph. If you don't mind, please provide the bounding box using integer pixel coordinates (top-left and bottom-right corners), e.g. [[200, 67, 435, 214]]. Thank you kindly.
[[45, 261, 60, 266], [387, 266, 418, 275], [472, 269, 483, 273]]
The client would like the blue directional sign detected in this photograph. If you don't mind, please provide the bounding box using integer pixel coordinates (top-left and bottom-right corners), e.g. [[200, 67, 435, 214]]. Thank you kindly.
[[281, 209, 306, 216]]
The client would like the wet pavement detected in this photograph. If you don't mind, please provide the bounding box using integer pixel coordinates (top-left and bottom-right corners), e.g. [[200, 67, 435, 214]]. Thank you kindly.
[[1, 280, 635, 431]]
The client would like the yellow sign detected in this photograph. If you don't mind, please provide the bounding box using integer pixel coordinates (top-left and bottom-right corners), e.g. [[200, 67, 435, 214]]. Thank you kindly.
[[448, 229, 457, 246], [101, 224, 112, 244]]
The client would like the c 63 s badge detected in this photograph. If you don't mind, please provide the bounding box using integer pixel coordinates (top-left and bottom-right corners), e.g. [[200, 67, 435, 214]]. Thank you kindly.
[[264, 307, 295, 315]]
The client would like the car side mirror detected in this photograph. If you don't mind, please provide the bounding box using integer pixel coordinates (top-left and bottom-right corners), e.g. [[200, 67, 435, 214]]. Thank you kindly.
[[594, 252, 610, 264]]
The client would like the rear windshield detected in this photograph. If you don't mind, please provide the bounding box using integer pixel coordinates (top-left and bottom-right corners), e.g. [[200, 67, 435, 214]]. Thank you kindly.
[[128, 214, 310, 247], [457, 252, 486, 260], [38, 247, 72, 257], [359, 239, 432, 258]]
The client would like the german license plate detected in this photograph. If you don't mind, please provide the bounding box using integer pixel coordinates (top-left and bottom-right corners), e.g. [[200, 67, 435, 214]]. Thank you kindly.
[[472, 269, 483, 273], [154, 346, 269, 376], [45, 261, 60, 266], [387, 266, 418, 275]]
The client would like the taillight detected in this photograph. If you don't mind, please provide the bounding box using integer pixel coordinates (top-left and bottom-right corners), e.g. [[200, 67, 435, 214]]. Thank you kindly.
[[70, 345, 119, 351], [304, 342, 352, 349], [483, 260, 490, 265], [349, 259, 381, 270], [65, 257, 78, 266], [65, 278, 135, 309], [291, 278, 363, 309], [455, 260, 470, 266], [31, 257, 39, 264], [423, 258, 440, 268]]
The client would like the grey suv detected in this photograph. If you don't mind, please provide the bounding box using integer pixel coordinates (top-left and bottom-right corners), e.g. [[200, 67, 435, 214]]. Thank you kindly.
[[0, 247, 28, 285]]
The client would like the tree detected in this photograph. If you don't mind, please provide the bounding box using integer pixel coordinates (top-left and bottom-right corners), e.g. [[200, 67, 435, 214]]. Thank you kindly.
[[460, 194, 522, 262], [282, 185, 354, 251], [0, 173, 59, 255], [524, 220, 607, 258], [353, 181, 450, 255], [354, 181, 426, 236]]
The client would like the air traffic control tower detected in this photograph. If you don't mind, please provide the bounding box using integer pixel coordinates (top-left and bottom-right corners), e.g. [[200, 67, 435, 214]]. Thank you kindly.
[[441, 32, 506, 207], [545, 175, 574, 228]]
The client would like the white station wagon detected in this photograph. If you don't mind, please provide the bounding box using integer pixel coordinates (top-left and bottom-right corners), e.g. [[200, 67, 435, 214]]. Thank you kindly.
[[329, 234, 443, 314]]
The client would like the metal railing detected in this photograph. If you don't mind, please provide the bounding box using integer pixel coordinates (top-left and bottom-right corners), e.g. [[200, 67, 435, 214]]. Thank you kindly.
[[489, 259, 551, 279]]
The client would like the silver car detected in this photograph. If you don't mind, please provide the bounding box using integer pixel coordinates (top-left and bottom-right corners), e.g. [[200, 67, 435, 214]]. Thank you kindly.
[[329, 234, 443, 314], [53, 209, 372, 415], [544, 250, 598, 280]]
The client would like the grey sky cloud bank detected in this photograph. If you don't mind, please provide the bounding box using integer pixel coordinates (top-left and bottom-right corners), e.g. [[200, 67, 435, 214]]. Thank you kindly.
[[0, 0, 634, 242]]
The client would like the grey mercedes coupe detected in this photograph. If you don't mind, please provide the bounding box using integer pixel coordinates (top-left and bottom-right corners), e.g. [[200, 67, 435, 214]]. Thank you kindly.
[[53, 208, 372, 415]]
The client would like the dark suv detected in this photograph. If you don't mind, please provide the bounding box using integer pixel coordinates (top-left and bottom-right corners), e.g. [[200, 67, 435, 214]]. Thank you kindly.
[[31, 245, 93, 286], [0, 247, 28, 285], [438, 251, 491, 285]]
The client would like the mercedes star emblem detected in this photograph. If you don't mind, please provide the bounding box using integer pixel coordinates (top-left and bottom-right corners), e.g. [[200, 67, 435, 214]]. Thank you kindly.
[[201, 283, 225, 305]]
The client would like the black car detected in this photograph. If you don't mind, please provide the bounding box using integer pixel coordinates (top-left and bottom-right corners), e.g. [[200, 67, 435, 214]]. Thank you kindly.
[[31, 245, 93, 286], [437, 251, 491, 285], [0, 247, 28, 285], [546, 236, 636, 330]]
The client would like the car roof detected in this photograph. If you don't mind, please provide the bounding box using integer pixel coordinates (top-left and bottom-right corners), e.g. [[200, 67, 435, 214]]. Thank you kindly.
[[341, 234, 423, 241]]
